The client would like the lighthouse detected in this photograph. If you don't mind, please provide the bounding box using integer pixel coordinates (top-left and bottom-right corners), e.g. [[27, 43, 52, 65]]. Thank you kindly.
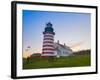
[[42, 22, 55, 56]]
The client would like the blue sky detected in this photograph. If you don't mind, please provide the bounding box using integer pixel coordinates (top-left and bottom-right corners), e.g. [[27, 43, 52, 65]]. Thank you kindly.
[[22, 10, 91, 57]]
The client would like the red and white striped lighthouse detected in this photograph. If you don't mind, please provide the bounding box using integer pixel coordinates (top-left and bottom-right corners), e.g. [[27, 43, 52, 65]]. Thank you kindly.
[[42, 22, 55, 56]]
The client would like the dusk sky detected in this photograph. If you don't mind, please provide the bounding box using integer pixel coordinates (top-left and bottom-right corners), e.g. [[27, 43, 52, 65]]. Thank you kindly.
[[22, 10, 91, 58]]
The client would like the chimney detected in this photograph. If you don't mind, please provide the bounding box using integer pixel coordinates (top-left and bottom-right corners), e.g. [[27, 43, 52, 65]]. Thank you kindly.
[[57, 40, 59, 44], [64, 43, 66, 46]]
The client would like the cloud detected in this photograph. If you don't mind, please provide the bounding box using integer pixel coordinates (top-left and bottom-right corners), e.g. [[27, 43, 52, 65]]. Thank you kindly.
[[70, 41, 84, 51], [70, 41, 83, 48]]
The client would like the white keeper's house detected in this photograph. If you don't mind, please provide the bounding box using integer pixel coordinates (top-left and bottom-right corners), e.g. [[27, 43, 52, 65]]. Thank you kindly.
[[54, 41, 73, 57]]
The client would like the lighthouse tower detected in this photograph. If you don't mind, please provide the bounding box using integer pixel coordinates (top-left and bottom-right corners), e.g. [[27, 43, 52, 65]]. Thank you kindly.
[[42, 22, 55, 56]]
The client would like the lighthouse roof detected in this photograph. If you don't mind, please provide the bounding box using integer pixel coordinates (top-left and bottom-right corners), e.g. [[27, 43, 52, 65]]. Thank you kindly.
[[46, 22, 52, 27]]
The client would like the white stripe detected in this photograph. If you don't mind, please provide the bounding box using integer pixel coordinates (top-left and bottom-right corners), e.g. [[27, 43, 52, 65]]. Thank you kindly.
[[42, 54, 57, 56], [43, 50, 54, 53], [43, 39, 54, 42], [44, 33, 54, 36], [43, 43, 54, 46], [44, 36, 54, 39], [44, 38, 54, 40]]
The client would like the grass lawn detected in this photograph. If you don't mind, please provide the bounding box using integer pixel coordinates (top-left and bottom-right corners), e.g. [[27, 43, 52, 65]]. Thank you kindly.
[[23, 54, 91, 69]]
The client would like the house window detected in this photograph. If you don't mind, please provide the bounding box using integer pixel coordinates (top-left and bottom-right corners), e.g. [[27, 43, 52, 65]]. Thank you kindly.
[[63, 52, 64, 54]]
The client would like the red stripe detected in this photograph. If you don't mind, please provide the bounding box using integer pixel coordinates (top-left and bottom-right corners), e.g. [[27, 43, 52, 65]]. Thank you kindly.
[[43, 41, 53, 44], [43, 45, 54, 47], [44, 35, 53, 37], [42, 48, 55, 50], [42, 52, 54, 54], [43, 46, 54, 49], [44, 38, 54, 40]]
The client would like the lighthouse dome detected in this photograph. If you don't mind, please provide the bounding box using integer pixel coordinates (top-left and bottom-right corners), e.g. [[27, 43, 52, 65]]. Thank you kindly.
[[45, 22, 54, 32]]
